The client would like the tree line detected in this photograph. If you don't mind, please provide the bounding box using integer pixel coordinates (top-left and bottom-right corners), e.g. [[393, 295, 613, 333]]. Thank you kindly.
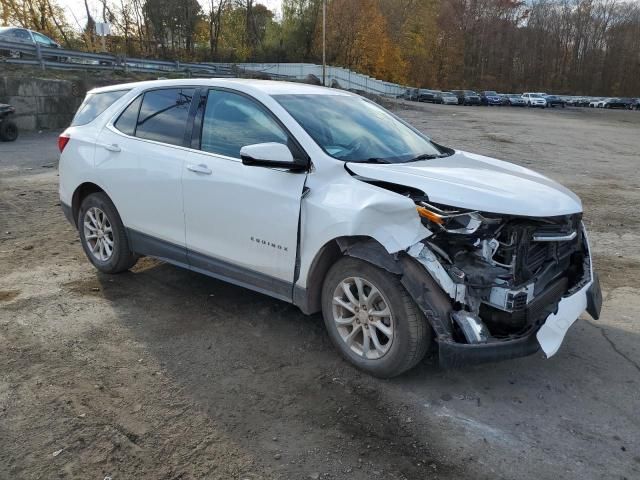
[[1, 0, 639, 95]]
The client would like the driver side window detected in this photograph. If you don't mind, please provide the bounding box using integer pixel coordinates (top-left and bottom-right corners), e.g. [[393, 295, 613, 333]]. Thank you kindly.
[[200, 90, 288, 159]]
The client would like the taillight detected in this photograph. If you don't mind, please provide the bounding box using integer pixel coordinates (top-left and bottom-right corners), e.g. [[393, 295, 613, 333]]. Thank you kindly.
[[58, 134, 70, 152]]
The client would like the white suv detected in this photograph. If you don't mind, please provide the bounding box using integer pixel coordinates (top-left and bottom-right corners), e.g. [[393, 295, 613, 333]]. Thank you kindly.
[[521, 92, 548, 108], [59, 79, 601, 377]]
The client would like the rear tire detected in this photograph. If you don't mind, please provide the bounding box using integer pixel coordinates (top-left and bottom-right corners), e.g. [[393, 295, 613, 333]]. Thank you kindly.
[[0, 120, 18, 141], [78, 192, 138, 274], [321, 257, 431, 378]]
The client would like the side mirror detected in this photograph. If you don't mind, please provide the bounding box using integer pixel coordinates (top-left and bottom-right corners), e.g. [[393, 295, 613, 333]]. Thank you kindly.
[[240, 142, 305, 170]]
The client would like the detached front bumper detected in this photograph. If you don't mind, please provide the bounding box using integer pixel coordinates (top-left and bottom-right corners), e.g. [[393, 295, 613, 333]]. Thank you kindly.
[[438, 272, 602, 368]]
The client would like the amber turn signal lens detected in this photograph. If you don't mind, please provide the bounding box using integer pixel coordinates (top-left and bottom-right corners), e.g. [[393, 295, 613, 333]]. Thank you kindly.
[[416, 205, 444, 224]]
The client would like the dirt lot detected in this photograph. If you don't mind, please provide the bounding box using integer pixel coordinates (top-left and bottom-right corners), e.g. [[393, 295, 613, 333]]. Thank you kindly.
[[1, 103, 639, 480]]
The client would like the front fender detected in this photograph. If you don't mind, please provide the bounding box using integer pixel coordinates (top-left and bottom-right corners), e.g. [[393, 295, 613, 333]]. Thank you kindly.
[[297, 171, 430, 289]]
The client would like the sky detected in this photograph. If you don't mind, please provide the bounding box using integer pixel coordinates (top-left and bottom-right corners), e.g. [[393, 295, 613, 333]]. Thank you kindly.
[[57, 0, 284, 30]]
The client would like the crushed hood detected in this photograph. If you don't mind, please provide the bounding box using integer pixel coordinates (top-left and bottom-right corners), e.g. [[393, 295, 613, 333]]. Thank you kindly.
[[347, 150, 582, 217]]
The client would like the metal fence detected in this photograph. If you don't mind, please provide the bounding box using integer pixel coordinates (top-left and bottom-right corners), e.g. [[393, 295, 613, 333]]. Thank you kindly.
[[0, 39, 235, 77], [0, 40, 409, 97], [236, 63, 408, 97]]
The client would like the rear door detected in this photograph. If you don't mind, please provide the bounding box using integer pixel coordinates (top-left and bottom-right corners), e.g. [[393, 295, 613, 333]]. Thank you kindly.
[[94, 87, 196, 262], [181, 88, 308, 300]]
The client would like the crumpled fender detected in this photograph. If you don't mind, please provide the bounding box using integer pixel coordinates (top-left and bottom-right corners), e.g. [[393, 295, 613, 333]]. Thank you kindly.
[[333, 237, 454, 340], [296, 170, 430, 289]]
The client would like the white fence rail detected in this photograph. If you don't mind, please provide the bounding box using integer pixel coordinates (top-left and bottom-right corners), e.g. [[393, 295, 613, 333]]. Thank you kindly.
[[0, 40, 410, 96], [236, 63, 408, 97]]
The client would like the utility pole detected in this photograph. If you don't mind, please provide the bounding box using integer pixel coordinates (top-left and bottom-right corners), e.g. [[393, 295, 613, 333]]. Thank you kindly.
[[322, 0, 326, 86]]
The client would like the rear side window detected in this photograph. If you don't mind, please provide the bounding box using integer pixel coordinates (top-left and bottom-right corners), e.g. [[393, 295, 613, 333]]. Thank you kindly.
[[114, 95, 142, 136], [71, 90, 129, 126], [135, 88, 195, 146]]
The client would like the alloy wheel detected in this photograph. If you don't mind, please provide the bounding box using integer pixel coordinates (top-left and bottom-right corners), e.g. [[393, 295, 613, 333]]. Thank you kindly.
[[83, 207, 114, 262], [332, 276, 394, 359]]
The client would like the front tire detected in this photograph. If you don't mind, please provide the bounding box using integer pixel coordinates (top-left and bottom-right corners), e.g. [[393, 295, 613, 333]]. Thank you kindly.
[[78, 192, 138, 274], [0, 120, 18, 141], [321, 257, 431, 378]]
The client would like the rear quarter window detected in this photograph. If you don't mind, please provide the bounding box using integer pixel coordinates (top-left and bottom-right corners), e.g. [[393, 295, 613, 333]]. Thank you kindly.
[[71, 90, 129, 126], [114, 95, 142, 136]]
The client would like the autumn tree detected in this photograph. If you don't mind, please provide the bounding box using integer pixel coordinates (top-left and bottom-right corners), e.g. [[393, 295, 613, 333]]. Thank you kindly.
[[319, 0, 406, 83]]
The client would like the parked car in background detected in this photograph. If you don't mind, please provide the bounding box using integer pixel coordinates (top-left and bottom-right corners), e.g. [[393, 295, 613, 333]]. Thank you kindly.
[[544, 95, 566, 108], [604, 98, 633, 109], [0, 26, 62, 60], [418, 89, 440, 103], [435, 91, 459, 105], [403, 88, 419, 101], [505, 94, 527, 106], [497, 94, 511, 106], [522, 93, 547, 108], [632, 98, 640, 110], [567, 97, 589, 107], [480, 91, 502, 106], [451, 90, 481, 105], [589, 98, 606, 108], [58, 79, 601, 377]]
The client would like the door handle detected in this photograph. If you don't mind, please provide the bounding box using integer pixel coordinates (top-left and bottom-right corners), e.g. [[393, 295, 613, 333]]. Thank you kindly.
[[187, 163, 212, 175], [98, 143, 121, 152]]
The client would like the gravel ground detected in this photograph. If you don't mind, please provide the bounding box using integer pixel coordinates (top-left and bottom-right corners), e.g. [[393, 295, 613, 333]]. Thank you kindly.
[[1, 103, 639, 480]]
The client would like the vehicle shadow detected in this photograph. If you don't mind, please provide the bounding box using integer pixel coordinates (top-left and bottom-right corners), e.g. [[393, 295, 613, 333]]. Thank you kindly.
[[94, 259, 466, 478], [95, 259, 640, 479]]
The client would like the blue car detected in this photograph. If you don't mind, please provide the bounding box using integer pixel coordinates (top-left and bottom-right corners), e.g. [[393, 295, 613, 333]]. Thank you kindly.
[[481, 91, 503, 106]]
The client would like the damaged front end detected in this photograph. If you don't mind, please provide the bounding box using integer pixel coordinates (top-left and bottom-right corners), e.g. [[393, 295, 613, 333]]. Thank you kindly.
[[407, 201, 602, 367]]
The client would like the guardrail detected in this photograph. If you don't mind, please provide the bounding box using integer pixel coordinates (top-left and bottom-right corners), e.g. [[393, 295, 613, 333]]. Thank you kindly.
[[0, 39, 235, 77], [0, 39, 411, 96]]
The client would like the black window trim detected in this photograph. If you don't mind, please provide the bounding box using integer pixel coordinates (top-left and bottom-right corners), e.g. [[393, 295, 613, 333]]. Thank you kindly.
[[111, 85, 198, 148], [113, 93, 143, 136], [191, 87, 310, 170], [108, 84, 311, 169]]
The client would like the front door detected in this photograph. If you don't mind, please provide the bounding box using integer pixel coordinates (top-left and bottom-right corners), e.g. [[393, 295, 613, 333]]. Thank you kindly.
[[182, 88, 308, 301]]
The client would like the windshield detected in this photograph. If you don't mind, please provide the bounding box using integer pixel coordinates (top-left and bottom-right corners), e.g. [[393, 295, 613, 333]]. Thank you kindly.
[[485, 91, 498, 96], [274, 94, 443, 163]]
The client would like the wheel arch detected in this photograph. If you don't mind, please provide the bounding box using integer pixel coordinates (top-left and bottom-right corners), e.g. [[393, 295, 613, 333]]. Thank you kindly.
[[296, 235, 395, 314], [294, 236, 453, 343], [71, 182, 107, 227]]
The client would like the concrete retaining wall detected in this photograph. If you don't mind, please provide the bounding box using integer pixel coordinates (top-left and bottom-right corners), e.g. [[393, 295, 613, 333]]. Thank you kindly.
[[0, 76, 85, 131]]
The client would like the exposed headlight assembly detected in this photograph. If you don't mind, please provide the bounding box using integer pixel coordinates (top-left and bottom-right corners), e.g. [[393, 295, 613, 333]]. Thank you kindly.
[[415, 201, 500, 234]]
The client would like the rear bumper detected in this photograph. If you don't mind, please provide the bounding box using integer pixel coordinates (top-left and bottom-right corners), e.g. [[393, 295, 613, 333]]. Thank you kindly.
[[60, 201, 75, 226], [438, 271, 602, 368]]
